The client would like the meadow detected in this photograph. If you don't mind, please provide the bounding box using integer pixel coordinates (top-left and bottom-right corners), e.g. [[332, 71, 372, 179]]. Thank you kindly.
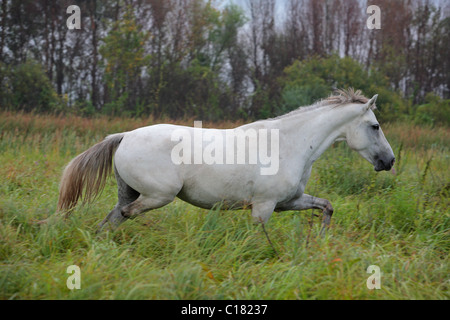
[[0, 111, 448, 300]]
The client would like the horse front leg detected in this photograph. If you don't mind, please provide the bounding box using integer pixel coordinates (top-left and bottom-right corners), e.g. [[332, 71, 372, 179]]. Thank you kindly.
[[277, 193, 334, 235]]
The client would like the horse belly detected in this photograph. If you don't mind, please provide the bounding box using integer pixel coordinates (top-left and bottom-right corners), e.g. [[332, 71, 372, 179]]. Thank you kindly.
[[176, 166, 256, 210]]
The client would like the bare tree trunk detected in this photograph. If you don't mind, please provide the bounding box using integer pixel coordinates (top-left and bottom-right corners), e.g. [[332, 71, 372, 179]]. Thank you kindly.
[[309, 0, 324, 56], [56, 31, 66, 95], [0, 0, 6, 61], [90, 0, 98, 109]]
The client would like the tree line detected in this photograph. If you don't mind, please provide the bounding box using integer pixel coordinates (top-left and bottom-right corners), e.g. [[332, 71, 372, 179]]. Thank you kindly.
[[0, 0, 449, 124]]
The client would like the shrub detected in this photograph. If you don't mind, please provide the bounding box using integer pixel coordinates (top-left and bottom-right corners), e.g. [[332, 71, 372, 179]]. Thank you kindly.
[[0, 60, 61, 113], [414, 92, 450, 126]]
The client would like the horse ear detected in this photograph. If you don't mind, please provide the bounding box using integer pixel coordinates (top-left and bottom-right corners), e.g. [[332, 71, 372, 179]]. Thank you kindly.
[[365, 94, 378, 111]]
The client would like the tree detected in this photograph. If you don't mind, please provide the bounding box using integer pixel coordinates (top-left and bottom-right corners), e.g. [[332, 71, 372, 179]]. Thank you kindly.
[[99, 6, 150, 115], [0, 59, 61, 112]]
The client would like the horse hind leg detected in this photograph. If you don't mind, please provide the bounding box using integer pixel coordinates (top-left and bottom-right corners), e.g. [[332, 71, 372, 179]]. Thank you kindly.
[[96, 205, 125, 233], [97, 172, 178, 232], [120, 193, 175, 220], [97, 166, 140, 232]]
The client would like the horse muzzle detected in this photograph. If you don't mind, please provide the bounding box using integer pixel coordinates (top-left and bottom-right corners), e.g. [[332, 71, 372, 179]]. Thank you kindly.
[[374, 156, 395, 171]]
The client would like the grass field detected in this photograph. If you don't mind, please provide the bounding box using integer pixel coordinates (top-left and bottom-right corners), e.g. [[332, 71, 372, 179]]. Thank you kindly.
[[0, 111, 448, 300]]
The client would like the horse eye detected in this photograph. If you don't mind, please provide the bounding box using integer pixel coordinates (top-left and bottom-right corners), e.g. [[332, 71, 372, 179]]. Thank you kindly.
[[372, 124, 380, 130]]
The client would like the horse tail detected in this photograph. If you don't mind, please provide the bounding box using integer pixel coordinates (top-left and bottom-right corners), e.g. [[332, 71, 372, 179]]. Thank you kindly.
[[57, 133, 125, 215]]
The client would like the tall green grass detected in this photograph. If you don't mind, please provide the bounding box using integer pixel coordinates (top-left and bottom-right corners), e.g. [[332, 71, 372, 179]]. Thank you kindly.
[[0, 112, 448, 299]]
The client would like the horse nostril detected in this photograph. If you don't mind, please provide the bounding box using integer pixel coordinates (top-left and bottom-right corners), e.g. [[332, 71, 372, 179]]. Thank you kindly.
[[390, 158, 395, 167]]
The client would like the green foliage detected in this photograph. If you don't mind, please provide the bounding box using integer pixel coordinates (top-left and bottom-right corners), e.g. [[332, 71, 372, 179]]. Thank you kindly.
[[278, 55, 408, 122], [414, 92, 450, 126], [0, 60, 62, 113], [94, 2, 247, 120], [208, 4, 247, 69], [99, 6, 150, 115], [152, 59, 224, 120], [154, 3, 247, 120]]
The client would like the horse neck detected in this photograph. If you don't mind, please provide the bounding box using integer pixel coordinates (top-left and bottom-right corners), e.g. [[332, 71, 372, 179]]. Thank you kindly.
[[279, 104, 360, 163]]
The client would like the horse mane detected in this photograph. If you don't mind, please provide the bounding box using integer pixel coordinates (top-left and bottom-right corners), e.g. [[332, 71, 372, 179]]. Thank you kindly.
[[324, 88, 369, 106], [272, 88, 374, 120]]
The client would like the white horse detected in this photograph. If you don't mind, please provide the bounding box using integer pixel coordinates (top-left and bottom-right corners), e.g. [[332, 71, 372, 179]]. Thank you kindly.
[[57, 88, 395, 239]]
